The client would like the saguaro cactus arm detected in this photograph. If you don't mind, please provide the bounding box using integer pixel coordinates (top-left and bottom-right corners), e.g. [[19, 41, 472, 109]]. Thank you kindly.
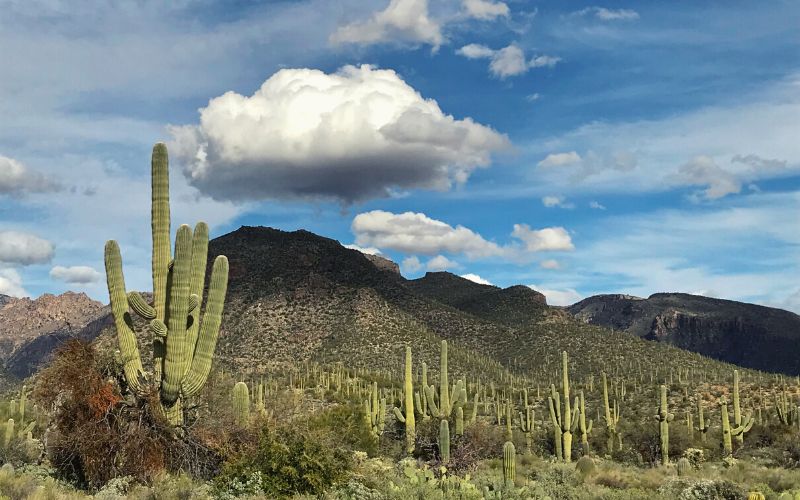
[[104, 240, 145, 393]]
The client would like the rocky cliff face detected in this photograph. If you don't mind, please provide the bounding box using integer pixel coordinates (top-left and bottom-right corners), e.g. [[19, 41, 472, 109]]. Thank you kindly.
[[568, 293, 800, 374], [0, 292, 104, 366]]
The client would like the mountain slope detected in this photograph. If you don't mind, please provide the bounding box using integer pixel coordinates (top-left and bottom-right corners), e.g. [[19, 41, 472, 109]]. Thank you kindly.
[[0, 292, 105, 377], [408, 272, 549, 328], [568, 293, 800, 374], [8, 225, 791, 386]]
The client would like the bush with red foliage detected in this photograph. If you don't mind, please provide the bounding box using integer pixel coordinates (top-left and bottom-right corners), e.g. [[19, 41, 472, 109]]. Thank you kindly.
[[32, 340, 220, 488]]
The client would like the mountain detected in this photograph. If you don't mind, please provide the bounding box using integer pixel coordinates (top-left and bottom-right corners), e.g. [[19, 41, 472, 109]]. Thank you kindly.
[[88, 226, 753, 382], [0, 292, 106, 378], [6, 226, 788, 386], [568, 293, 800, 374], [408, 273, 548, 328]]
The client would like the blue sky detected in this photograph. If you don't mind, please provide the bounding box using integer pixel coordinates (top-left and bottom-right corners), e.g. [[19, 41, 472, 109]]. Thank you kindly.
[[1, 0, 799, 310]]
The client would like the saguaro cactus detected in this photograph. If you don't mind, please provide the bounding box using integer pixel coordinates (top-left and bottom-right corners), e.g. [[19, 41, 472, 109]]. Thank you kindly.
[[655, 385, 673, 465], [720, 397, 753, 456], [503, 441, 516, 486], [104, 143, 229, 426], [424, 341, 466, 419], [732, 370, 748, 446], [439, 419, 451, 464], [392, 346, 416, 454], [698, 400, 710, 443], [519, 406, 535, 454], [233, 382, 250, 427], [602, 372, 621, 453], [578, 390, 593, 455], [549, 351, 579, 462], [365, 382, 386, 438], [776, 384, 797, 426]]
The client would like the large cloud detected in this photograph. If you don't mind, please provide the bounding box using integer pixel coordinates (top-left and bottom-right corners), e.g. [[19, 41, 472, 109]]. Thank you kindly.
[[0, 231, 55, 265], [170, 65, 509, 204], [0, 156, 60, 196], [49, 265, 102, 284], [329, 0, 443, 49], [351, 210, 575, 259]]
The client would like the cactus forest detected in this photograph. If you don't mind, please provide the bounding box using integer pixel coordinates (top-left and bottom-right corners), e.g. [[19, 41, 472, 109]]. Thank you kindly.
[[0, 144, 799, 498]]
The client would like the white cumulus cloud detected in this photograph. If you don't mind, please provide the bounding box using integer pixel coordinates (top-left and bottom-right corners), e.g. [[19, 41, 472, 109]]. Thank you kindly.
[[352, 210, 575, 260], [49, 265, 102, 284], [457, 44, 560, 78], [353, 210, 502, 258], [0, 156, 61, 196], [512, 225, 574, 252], [460, 273, 494, 285], [170, 65, 509, 204], [329, 0, 443, 49], [0, 231, 55, 265], [426, 255, 460, 271], [0, 268, 27, 297], [463, 0, 509, 20]]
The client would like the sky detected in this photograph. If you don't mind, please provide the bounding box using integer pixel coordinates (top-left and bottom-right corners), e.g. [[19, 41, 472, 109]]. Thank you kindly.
[[1, 0, 799, 311]]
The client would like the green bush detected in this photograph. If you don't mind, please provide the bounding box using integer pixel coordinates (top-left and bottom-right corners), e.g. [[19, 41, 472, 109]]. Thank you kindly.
[[214, 424, 351, 498]]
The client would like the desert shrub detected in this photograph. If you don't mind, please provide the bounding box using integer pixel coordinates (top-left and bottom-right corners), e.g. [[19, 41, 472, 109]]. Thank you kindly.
[[611, 447, 645, 467], [32, 340, 222, 488], [531, 464, 583, 500], [659, 477, 746, 500], [214, 424, 351, 499], [595, 487, 669, 500], [308, 404, 378, 456], [0, 463, 86, 500]]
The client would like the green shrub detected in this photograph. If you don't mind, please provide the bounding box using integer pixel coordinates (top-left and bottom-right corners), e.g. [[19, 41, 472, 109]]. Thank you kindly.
[[214, 424, 351, 498]]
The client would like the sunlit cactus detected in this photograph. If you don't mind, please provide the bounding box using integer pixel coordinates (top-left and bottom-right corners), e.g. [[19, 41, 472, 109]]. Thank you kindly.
[[391, 346, 416, 453], [549, 351, 579, 462], [104, 143, 229, 426]]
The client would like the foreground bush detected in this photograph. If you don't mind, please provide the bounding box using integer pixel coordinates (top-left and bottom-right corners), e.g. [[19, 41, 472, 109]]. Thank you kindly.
[[214, 424, 352, 498], [32, 340, 222, 488]]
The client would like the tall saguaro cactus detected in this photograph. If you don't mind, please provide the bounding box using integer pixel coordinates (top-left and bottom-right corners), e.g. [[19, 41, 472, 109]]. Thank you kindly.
[[655, 385, 674, 465], [104, 143, 229, 426], [549, 351, 579, 462], [732, 370, 750, 446], [392, 346, 416, 454], [602, 372, 621, 453]]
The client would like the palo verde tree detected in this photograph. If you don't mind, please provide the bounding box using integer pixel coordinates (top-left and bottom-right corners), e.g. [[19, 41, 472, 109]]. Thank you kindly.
[[104, 143, 229, 426]]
